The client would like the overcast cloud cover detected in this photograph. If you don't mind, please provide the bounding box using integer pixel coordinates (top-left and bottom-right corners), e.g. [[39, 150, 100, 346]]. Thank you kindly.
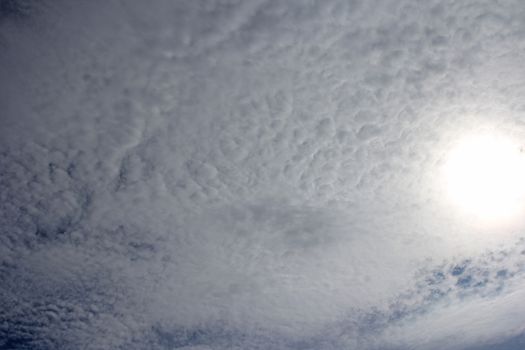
[[2, 0, 525, 349]]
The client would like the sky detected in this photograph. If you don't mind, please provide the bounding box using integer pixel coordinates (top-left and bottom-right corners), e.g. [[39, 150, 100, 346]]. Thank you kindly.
[[2, 0, 525, 349]]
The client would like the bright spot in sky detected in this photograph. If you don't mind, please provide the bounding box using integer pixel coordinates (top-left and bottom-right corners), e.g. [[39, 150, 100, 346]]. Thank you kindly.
[[445, 133, 525, 222]]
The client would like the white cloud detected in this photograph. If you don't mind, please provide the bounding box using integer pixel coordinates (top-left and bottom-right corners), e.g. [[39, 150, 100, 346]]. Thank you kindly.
[[2, 0, 525, 349]]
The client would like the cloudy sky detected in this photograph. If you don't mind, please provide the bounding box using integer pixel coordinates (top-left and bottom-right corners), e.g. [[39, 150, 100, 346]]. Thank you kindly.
[[2, 0, 525, 349]]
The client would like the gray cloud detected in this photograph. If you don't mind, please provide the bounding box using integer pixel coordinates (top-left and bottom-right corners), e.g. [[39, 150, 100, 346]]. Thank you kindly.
[[2, 0, 525, 349]]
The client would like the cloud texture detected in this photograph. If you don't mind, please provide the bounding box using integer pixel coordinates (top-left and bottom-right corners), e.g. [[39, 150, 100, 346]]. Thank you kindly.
[[2, 0, 525, 349]]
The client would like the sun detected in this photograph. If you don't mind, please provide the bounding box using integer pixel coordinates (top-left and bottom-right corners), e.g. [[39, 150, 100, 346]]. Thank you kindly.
[[444, 133, 525, 221]]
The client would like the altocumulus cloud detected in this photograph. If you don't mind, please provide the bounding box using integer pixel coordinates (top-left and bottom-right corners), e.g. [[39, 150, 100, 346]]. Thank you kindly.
[[2, 0, 525, 349]]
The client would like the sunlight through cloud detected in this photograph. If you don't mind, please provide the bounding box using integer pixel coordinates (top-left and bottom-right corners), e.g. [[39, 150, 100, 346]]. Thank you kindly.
[[445, 133, 525, 222]]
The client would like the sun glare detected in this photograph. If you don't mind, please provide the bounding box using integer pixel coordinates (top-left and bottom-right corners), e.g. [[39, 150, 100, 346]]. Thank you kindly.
[[445, 133, 525, 222]]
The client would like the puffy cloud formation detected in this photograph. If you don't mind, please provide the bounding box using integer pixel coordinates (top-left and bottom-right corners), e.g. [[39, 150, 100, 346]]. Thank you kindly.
[[2, 0, 525, 349]]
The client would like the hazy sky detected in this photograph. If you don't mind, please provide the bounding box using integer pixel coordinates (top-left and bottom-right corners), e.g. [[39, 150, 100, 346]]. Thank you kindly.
[[2, 1, 525, 349]]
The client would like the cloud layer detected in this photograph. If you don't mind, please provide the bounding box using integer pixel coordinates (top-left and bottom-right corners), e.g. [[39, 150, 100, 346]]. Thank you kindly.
[[2, 0, 525, 349]]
